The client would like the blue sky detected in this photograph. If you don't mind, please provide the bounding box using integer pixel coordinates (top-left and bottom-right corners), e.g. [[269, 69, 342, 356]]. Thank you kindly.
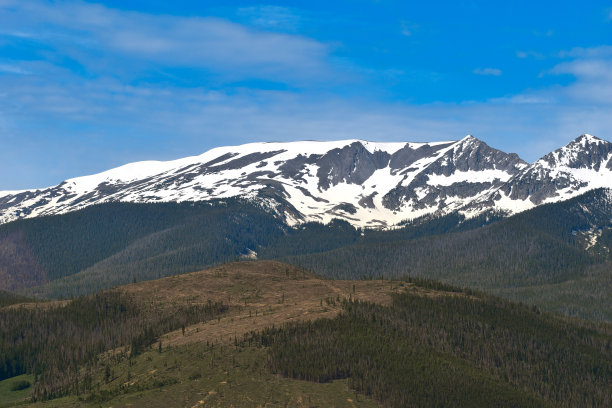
[[1, 0, 612, 189]]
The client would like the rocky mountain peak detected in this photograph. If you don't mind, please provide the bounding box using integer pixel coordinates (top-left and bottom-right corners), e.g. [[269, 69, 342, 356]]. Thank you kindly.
[[1, 135, 611, 228], [540, 133, 612, 171]]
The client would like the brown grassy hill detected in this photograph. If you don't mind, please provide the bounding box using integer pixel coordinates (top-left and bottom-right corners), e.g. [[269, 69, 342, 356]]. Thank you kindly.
[[117, 260, 415, 347], [5, 260, 611, 408], [6, 260, 421, 408]]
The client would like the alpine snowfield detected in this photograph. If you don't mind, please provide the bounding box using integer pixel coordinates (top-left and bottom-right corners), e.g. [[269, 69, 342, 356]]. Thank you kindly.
[[1, 134, 611, 227]]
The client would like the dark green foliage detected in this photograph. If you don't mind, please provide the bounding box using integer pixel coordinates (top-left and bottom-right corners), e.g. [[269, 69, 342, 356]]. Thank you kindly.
[[282, 224, 596, 286], [0, 290, 36, 307], [0, 292, 227, 400], [281, 189, 612, 289], [252, 290, 612, 408], [599, 228, 612, 249], [1, 199, 493, 298], [260, 210, 502, 259], [0, 199, 286, 296], [401, 275, 470, 293], [0, 203, 179, 281], [259, 219, 361, 258], [1, 188, 611, 321], [9, 379, 30, 391]]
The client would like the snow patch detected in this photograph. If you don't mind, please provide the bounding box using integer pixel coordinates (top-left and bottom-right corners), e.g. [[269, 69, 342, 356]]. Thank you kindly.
[[427, 169, 512, 186]]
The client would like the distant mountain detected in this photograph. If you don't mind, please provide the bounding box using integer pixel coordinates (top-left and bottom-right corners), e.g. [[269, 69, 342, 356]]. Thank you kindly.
[[1, 134, 611, 227], [281, 187, 612, 321], [470, 134, 612, 214]]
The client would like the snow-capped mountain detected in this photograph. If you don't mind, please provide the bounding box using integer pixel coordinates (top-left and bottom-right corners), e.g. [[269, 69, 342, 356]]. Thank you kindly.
[[471, 134, 612, 215], [1, 134, 611, 227]]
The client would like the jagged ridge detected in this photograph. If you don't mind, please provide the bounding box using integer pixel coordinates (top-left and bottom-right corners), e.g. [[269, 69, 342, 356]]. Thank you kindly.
[[1, 134, 611, 227]]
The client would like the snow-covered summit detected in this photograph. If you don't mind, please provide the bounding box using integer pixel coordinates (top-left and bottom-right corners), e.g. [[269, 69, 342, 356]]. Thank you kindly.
[[1, 135, 611, 227], [466, 134, 612, 215]]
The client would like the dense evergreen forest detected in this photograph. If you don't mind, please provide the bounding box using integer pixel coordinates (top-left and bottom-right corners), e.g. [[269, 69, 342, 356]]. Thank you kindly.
[[0, 292, 227, 400], [0, 189, 610, 320], [0, 199, 287, 296], [0, 290, 37, 307], [282, 188, 612, 284], [0, 199, 498, 298], [278, 189, 612, 320], [251, 285, 612, 407]]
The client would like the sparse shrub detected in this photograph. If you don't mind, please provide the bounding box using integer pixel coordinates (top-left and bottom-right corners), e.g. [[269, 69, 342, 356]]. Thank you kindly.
[[10, 379, 31, 391]]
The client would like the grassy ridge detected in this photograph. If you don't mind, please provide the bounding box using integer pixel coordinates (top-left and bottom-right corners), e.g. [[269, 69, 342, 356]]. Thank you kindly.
[[0, 374, 33, 407], [1, 261, 611, 406], [0, 290, 37, 307], [25, 344, 378, 408], [0, 292, 227, 399]]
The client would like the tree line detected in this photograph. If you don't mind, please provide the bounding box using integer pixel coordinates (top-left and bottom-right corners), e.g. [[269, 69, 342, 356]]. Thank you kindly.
[[250, 285, 612, 407], [0, 291, 227, 400]]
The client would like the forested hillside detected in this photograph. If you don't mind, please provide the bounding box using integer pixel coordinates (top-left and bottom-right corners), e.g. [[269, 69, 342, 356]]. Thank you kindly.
[[0, 189, 611, 320], [282, 189, 612, 320], [253, 286, 612, 407], [0, 199, 495, 297], [285, 188, 612, 283], [0, 291, 227, 400], [2, 262, 611, 407], [0, 199, 286, 295], [0, 290, 37, 307]]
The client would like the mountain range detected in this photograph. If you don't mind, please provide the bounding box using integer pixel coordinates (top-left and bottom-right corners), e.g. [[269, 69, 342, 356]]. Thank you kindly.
[[2, 134, 611, 227]]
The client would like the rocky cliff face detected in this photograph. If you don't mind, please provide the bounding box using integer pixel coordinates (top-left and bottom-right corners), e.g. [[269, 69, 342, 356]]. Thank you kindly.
[[479, 134, 612, 214], [1, 134, 611, 227]]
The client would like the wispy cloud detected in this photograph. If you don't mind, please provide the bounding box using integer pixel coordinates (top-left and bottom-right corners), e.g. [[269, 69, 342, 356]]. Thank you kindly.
[[0, 63, 30, 75], [558, 45, 612, 58], [548, 60, 612, 105], [533, 29, 555, 37], [2, 1, 612, 190], [2, 62, 611, 186], [537, 45, 612, 106], [473, 67, 502, 76], [516, 50, 544, 59], [0, 0, 332, 84], [400, 21, 418, 37], [236, 5, 302, 31]]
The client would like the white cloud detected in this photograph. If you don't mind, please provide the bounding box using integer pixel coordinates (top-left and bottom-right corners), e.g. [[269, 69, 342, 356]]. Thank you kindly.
[[545, 48, 612, 105], [551, 59, 612, 80], [473, 67, 502, 76], [237, 6, 301, 31], [558, 45, 612, 58], [2, 2, 612, 189], [0, 63, 30, 74], [516, 50, 544, 59], [0, 0, 332, 84], [499, 45, 612, 108], [491, 94, 554, 105], [2, 64, 611, 177]]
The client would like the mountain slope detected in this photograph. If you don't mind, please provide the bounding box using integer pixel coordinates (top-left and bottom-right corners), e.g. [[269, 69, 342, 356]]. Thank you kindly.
[[280, 188, 612, 320], [3, 134, 612, 228], [471, 134, 612, 214], [0, 200, 286, 293], [1, 188, 611, 321], [0, 136, 528, 227], [3, 261, 611, 407]]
